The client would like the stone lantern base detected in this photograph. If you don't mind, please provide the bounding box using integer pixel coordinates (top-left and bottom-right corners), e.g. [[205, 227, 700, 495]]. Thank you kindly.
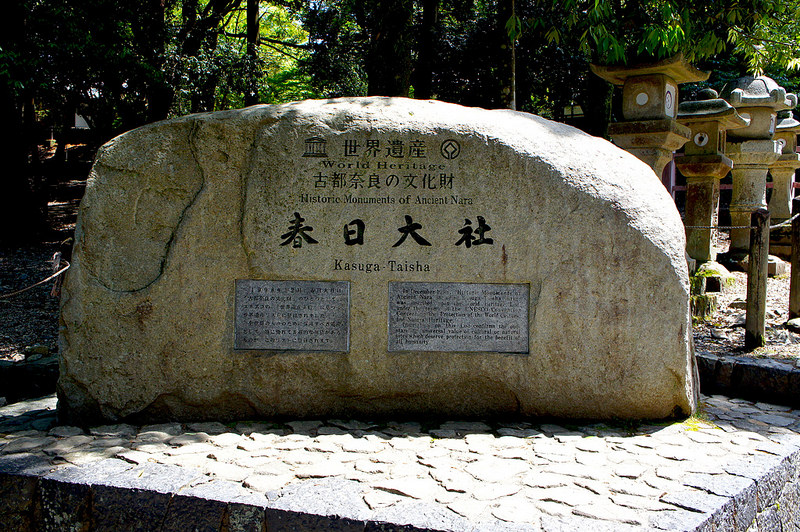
[[609, 119, 691, 177], [769, 153, 800, 221], [767, 154, 800, 258], [676, 154, 733, 262], [725, 139, 781, 252]]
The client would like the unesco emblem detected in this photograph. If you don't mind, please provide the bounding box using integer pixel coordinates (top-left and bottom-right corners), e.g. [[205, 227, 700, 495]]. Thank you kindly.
[[440, 139, 461, 160]]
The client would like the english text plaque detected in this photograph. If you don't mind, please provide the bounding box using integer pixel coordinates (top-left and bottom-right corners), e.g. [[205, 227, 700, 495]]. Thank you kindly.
[[235, 280, 350, 351], [388, 282, 529, 353]]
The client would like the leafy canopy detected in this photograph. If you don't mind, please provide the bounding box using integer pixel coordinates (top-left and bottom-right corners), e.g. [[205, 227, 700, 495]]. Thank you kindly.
[[535, 0, 800, 74]]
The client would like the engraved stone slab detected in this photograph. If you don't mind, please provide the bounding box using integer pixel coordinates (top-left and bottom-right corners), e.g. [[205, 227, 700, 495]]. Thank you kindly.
[[234, 280, 349, 351], [60, 97, 696, 423], [388, 282, 528, 353]]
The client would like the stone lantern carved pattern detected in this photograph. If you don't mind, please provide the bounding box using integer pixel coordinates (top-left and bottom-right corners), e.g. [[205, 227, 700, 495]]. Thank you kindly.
[[677, 89, 748, 262], [719, 75, 796, 254], [592, 54, 709, 177]]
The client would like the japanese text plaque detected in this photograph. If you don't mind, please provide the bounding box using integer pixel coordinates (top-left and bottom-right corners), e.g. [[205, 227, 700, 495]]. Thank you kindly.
[[235, 280, 350, 351], [388, 282, 529, 353]]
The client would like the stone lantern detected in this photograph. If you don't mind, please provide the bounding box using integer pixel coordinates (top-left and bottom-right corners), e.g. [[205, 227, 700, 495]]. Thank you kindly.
[[768, 110, 800, 257], [592, 54, 709, 177], [677, 89, 748, 262], [769, 110, 800, 221], [720, 76, 796, 254]]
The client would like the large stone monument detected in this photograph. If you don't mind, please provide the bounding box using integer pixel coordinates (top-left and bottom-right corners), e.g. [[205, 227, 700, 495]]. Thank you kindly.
[[59, 98, 697, 424]]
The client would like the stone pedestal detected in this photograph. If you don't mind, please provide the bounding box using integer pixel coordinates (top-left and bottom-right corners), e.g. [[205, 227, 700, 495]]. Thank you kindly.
[[767, 110, 800, 258], [769, 155, 800, 221], [767, 110, 800, 224], [609, 119, 691, 177], [676, 90, 747, 262], [726, 140, 781, 252], [768, 155, 798, 258], [676, 155, 733, 261]]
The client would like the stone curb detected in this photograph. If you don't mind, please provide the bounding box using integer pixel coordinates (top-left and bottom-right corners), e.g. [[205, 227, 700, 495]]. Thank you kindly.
[[0, 455, 459, 532], [696, 352, 800, 407], [3, 394, 800, 530]]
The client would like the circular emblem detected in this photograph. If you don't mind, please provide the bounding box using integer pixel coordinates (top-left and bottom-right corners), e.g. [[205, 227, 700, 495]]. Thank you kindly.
[[694, 132, 709, 147], [635, 92, 649, 106], [440, 139, 461, 160], [665, 90, 674, 115]]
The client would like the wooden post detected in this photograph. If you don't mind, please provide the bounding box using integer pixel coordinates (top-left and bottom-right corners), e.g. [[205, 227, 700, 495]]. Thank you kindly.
[[745, 208, 770, 349], [791, 197, 800, 319]]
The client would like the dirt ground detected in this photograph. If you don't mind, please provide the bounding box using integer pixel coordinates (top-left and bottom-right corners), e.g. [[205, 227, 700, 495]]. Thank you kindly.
[[691, 267, 799, 361], [0, 163, 84, 362], [1, 163, 798, 366]]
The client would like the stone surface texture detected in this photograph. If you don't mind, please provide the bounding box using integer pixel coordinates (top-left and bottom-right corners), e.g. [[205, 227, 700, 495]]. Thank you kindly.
[[2, 393, 800, 531], [59, 97, 695, 423]]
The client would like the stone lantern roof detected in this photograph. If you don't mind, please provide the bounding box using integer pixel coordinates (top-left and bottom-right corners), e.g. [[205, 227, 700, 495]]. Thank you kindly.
[[590, 54, 709, 86], [719, 76, 797, 111], [775, 109, 800, 133], [772, 109, 800, 156], [677, 89, 749, 130]]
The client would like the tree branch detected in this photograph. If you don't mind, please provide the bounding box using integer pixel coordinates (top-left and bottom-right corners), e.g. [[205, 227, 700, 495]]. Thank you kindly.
[[260, 41, 302, 61], [729, 26, 800, 49], [222, 31, 308, 49]]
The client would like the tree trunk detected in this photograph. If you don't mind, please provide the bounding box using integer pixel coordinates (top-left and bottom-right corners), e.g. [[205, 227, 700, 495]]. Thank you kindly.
[[191, 27, 222, 113], [498, 0, 516, 110], [182, 0, 240, 112], [245, 0, 260, 106], [414, 0, 439, 100], [365, 0, 414, 97]]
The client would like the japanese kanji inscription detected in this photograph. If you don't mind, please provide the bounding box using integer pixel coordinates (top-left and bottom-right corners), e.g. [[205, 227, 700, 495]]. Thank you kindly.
[[236, 133, 522, 353], [234, 280, 350, 351]]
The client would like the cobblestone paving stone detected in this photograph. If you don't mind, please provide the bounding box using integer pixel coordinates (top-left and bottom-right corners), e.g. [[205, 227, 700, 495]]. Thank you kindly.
[[2, 394, 800, 530]]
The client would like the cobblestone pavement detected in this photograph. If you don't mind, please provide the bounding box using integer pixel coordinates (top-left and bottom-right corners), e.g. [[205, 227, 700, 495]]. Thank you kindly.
[[2, 394, 800, 531]]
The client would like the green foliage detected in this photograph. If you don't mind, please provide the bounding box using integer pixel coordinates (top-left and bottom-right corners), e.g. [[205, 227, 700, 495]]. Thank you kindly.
[[505, 13, 524, 42], [299, 1, 370, 97], [165, 1, 317, 114], [10, 0, 316, 144], [536, 0, 800, 74], [11, 0, 800, 143]]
